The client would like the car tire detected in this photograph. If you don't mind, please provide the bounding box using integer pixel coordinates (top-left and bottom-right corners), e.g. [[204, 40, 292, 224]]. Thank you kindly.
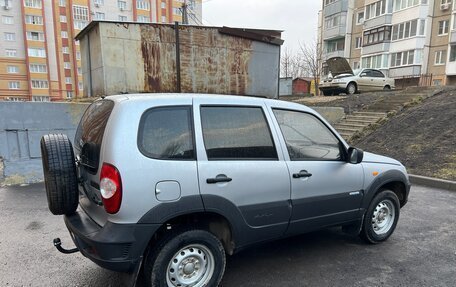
[[144, 229, 226, 287], [383, 85, 391, 91], [346, 82, 357, 95], [322, 90, 332, 96], [40, 134, 79, 215], [360, 190, 400, 244]]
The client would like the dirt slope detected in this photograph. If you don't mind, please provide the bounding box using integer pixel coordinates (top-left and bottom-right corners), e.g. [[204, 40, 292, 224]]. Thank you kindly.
[[353, 90, 456, 181]]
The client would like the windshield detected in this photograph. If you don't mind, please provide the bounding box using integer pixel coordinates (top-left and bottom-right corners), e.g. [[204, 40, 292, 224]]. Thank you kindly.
[[353, 69, 362, 76]]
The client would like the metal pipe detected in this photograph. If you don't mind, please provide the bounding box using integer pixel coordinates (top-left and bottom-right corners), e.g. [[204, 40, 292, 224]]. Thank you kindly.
[[175, 22, 181, 93]]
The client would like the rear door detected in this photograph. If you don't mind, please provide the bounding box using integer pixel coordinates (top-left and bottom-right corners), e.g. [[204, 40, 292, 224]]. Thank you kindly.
[[371, 69, 387, 89], [194, 98, 291, 246]]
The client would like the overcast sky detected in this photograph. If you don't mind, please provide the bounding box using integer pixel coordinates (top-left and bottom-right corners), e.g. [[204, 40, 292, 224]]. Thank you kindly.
[[202, 0, 322, 53]]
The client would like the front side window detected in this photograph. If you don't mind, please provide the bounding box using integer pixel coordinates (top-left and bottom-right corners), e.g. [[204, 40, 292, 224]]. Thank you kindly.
[[201, 106, 277, 160], [138, 107, 195, 160], [273, 109, 341, 161]]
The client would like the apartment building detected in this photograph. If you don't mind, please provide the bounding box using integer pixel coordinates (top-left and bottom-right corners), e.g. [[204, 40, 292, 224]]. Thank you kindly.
[[319, 0, 456, 87], [0, 0, 202, 102]]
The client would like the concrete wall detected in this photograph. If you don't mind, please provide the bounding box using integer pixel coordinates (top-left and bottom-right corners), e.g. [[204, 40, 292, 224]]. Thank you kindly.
[[0, 102, 88, 185], [313, 107, 345, 124]]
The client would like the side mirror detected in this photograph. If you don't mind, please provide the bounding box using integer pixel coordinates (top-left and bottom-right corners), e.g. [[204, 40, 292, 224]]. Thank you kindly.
[[348, 147, 364, 164]]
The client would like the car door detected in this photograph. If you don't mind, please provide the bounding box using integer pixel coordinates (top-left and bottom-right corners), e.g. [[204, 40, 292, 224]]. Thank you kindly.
[[358, 69, 376, 92], [194, 97, 292, 247], [372, 69, 387, 90], [267, 103, 364, 235]]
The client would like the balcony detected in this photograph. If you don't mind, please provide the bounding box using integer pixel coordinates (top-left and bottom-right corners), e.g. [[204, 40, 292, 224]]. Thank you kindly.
[[324, 0, 348, 17], [323, 25, 346, 40], [389, 65, 422, 78], [364, 14, 392, 30], [362, 42, 391, 55], [450, 30, 456, 43], [322, 50, 345, 61]]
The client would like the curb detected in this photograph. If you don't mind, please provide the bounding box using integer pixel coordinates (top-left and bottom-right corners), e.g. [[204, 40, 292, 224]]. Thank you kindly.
[[409, 174, 456, 191]]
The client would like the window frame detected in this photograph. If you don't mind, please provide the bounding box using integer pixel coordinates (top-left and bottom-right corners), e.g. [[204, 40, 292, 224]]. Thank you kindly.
[[200, 105, 279, 161], [272, 108, 347, 162], [137, 105, 197, 161]]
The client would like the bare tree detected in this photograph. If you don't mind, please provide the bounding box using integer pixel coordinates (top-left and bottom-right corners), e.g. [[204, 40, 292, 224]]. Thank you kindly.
[[280, 47, 305, 79], [299, 40, 322, 96]]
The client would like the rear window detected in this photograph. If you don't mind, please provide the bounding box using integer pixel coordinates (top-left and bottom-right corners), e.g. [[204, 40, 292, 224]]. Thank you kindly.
[[138, 106, 195, 160], [74, 100, 114, 174]]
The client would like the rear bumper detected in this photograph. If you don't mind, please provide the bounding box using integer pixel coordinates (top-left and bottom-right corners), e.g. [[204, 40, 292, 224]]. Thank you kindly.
[[64, 210, 160, 272]]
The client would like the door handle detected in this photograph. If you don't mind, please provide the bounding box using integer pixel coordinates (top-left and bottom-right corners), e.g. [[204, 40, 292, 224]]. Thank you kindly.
[[206, 175, 232, 184], [293, 170, 312, 179]]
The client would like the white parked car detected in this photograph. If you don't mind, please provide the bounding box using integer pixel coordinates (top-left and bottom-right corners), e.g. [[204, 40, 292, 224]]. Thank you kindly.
[[319, 57, 395, 96]]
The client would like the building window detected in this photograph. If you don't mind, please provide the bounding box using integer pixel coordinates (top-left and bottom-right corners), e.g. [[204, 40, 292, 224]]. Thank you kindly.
[[64, 62, 71, 69], [394, 0, 420, 11], [78, 82, 83, 90], [435, 50, 447, 65], [76, 51, 81, 60], [26, 31, 45, 41], [324, 13, 346, 29], [94, 0, 104, 6], [357, 11, 364, 24], [30, 63, 47, 73], [73, 5, 89, 30], [77, 67, 82, 75], [95, 12, 105, 20], [355, 37, 362, 49], [162, 16, 167, 23], [450, 45, 456, 62], [119, 15, 127, 21], [441, 0, 451, 5], [65, 77, 72, 84], [118, 0, 126, 10], [324, 0, 337, 6], [391, 50, 416, 67], [2, 16, 13, 24], [62, 47, 69, 54], [25, 15, 43, 25], [59, 0, 66, 6], [392, 20, 419, 41], [61, 31, 68, 38], [7, 66, 19, 73], [24, 0, 42, 8], [32, 96, 50, 102], [173, 7, 182, 15], [6, 49, 17, 57], [31, 80, 49, 89], [66, 91, 73, 99], [137, 15, 150, 22], [363, 26, 392, 46], [136, 0, 150, 10], [326, 38, 345, 53], [161, 1, 166, 8], [28, 48, 46, 57], [8, 81, 20, 89], [439, 20, 449, 35], [4, 32, 15, 41], [60, 15, 67, 22], [362, 54, 388, 69], [365, 0, 386, 20]]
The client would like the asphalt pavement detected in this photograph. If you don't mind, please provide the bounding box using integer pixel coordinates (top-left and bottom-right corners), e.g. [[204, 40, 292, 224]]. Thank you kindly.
[[0, 183, 455, 287]]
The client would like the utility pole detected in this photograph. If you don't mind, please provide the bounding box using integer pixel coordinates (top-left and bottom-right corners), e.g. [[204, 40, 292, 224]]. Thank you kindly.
[[182, 0, 189, 24]]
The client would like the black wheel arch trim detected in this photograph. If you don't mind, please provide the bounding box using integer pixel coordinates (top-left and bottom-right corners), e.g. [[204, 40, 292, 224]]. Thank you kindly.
[[362, 169, 410, 209]]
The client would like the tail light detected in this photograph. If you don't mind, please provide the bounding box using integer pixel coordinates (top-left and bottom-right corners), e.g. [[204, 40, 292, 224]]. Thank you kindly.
[[100, 163, 122, 214]]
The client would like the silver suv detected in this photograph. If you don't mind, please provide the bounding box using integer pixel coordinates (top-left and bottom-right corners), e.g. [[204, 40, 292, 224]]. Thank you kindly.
[[40, 94, 410, 287]]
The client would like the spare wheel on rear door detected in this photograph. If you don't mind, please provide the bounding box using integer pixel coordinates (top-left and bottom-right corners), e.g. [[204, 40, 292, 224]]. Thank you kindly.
[[40, 134, 79, 215]]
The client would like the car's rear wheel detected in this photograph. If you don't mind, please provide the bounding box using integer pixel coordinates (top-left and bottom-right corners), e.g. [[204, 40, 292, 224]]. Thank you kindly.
[[40, 134, 79, 215], [360, 190, 400, 244], [383, 85, 391, 91], [347, 82, 357, 95], [144, 229, 226, 287], [322, 90, 332, 96]]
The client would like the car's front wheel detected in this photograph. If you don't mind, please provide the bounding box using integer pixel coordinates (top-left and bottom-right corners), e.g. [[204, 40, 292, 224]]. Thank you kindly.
[[346, 82, 357, 95], [360, 190, 400, 244], [144, 229, 226, 287]]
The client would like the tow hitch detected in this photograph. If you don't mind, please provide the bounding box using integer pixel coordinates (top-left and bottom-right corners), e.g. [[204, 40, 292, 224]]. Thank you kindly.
[[53, 238, 79, 254]]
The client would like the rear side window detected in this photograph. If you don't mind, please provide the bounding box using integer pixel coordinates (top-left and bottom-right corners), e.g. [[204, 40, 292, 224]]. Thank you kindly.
[[75, 100, 114, 174], [200, 106, 278, 160], [138, 106, 195, 160]]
